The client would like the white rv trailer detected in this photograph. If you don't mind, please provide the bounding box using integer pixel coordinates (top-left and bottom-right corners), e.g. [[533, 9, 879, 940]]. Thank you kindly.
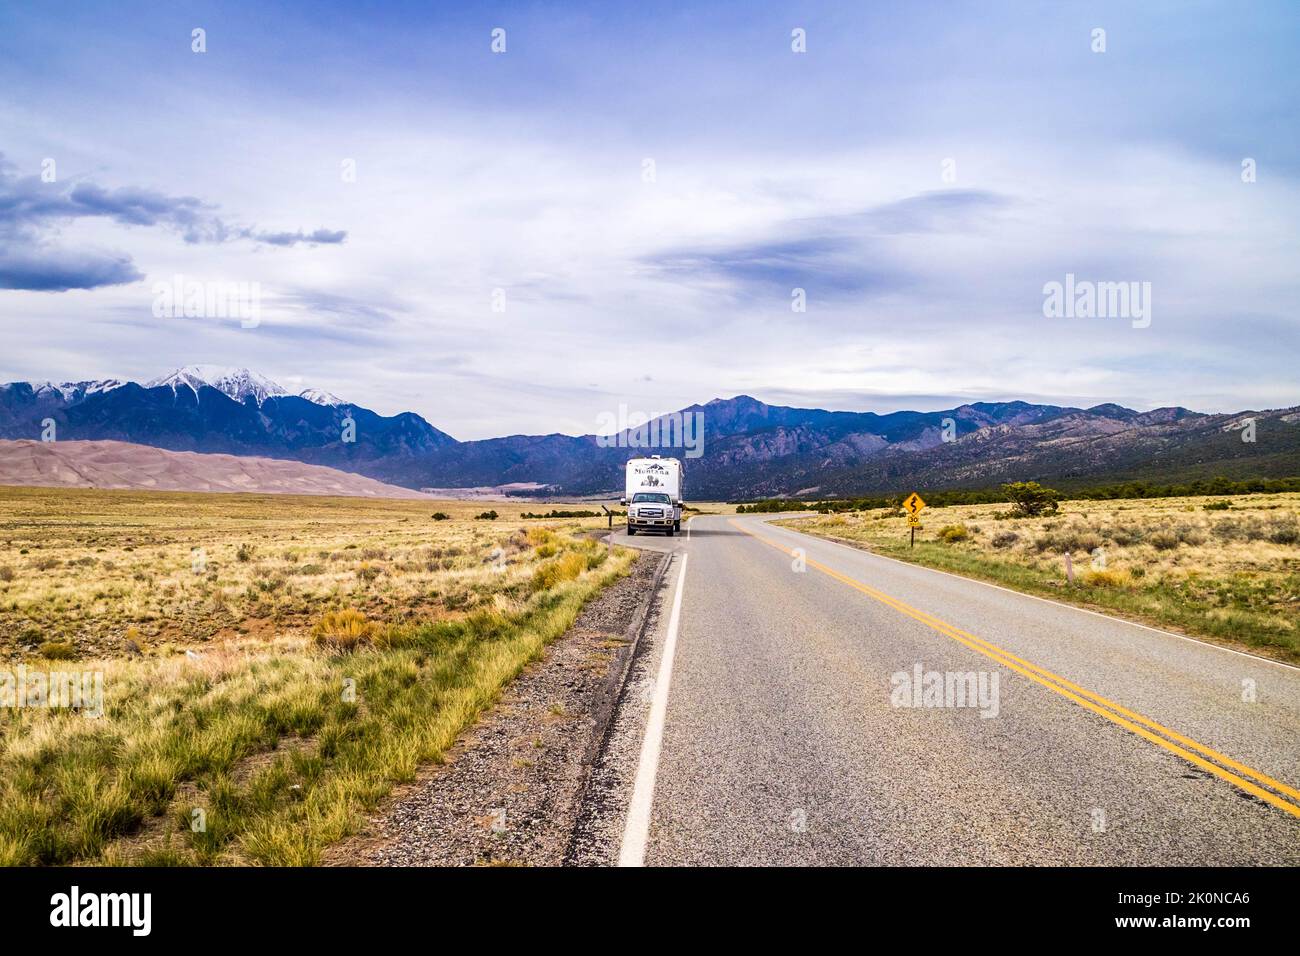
[[621, 455, 684, 536]]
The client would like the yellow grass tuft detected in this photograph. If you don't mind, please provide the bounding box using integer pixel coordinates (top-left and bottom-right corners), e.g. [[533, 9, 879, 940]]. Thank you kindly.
[[311, 608, 378, 652], [1081, 567, 1133, 588], [531, 551, 588, 592]]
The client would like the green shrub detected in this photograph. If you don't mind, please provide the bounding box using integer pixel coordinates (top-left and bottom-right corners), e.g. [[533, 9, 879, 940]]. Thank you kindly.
[[476, 510, 499, 521], [431, 512, 450, 521], [1002, 481, 1061, 517], [991, 531, 1020, 549], [936, 525, 969, 543], [736, 499, 811, 514]]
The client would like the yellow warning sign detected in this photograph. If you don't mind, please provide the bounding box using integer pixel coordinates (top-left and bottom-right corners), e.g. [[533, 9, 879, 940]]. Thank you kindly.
[[903, 492, 927, 516]]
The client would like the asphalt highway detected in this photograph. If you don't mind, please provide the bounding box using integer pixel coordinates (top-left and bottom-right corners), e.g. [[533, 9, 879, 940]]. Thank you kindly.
[[606, 513, 1300, 865]]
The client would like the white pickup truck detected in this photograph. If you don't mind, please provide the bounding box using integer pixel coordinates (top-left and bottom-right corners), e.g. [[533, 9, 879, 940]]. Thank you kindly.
[[622, 456, 684, 536]]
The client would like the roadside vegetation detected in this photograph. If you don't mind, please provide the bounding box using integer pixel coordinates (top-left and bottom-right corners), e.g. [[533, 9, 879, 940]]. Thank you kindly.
[[736, 475, 1300, 513], [0, 487, 632, 865], [779, 490, 1300, 664]]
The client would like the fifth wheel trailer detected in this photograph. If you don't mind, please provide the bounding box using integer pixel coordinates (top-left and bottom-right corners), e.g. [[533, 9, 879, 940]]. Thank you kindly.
[[621, 456, 683, 536]]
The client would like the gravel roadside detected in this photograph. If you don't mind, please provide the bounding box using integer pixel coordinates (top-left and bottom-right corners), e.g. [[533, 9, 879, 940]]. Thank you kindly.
[[323, 550, 663, 866], [566, 551, 678, 866]]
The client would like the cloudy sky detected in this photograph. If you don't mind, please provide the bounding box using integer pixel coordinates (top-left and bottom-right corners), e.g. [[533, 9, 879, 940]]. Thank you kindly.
[[1, 1, 1297, 439]]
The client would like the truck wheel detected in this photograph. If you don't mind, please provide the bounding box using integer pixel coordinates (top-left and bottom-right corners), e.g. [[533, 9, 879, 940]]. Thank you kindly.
[[627, 526, 636, 536], [665, 527, 675, 537], [674, 520, 681, 532]]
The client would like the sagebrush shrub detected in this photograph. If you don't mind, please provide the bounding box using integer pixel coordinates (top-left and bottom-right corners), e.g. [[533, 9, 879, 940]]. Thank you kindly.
[[1034, 527, 1103, 554], [1212, 517, 1266, 542], [39, 641, 77, 660], [1148, 529, 1181, 551], [1106, 524, 1144, 546], [1268, 517, 1300, 545]]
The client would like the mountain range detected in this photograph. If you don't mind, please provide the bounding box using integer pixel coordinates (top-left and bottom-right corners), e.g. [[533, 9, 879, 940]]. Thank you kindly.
[[1, 366, 1296, 499]]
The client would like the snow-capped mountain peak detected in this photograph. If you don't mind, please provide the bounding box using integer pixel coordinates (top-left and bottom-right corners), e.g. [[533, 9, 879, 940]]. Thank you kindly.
[[147, 366, 289, 405], [29, 379, 127, 401], [298, 387, 347, 407]]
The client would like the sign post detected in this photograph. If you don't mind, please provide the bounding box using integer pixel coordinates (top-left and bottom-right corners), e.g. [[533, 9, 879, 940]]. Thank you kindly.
[[903, 492, 927, 548]]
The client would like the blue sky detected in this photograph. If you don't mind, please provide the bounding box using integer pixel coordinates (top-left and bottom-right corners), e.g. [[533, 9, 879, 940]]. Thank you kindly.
[[1, 0, 1297, 438]]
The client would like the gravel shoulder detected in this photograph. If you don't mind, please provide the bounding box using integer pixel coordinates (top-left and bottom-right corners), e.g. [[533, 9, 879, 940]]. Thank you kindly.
[[323, 550, 664, 866], [566, 551, 679, 865]]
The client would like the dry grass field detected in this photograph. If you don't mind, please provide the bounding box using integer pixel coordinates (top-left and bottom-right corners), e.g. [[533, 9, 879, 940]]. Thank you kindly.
[[781, 492, 1300, 663], [0, 487, 634, 865]]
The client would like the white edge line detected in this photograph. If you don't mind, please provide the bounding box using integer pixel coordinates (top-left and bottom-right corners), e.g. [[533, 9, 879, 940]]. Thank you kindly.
[[617, 551, 689, 867], [762, 513, 1300, 674]]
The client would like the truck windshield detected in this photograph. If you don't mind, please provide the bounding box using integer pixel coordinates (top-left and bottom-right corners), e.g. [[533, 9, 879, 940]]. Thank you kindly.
[[632, 493, 671, 504]]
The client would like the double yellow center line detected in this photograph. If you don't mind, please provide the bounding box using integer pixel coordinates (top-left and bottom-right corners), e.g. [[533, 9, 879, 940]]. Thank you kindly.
[[730, 518, 1300, 820]]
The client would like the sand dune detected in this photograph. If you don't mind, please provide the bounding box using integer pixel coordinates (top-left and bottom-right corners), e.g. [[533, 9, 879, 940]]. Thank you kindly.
[[0, 439, 429, 499]]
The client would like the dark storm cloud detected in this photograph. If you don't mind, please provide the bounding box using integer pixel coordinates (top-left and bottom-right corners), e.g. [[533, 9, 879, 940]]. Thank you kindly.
[[0, 157, 346, 291], [0, 246, 143, 291]]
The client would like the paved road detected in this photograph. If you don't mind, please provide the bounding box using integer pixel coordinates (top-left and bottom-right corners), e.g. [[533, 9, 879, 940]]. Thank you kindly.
[[607, 513, 1300, 865]]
